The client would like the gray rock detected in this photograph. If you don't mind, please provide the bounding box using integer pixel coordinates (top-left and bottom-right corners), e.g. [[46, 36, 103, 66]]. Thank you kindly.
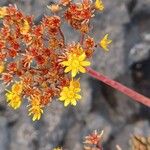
[[109, 120, 150, 150], [0, 117, 8, 150], [90, 0, 130, 78], [9, 106, 37, 150], [38, 101, 68, 150]]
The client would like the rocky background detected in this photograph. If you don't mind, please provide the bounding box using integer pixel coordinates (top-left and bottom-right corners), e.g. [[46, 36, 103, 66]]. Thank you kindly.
[[0, 0, 150, 150]]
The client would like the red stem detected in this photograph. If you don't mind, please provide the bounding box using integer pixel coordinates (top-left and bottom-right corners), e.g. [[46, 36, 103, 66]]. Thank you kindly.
[[59, 28, 65, 47], [96, 143, 103, 150], [80, 34, 85, 45], [86, 67, 150, 107]]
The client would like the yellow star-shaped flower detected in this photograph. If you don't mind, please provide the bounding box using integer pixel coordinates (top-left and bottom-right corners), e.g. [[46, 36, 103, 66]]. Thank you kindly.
[[12, 81, 23, 95], [53, 148, 62, 150], [0, 62, 4, 73], [59, 79, 81, 107], [47, 4, 61, 13], [0, 7, 7, 19], [20, 19, 30, 35], [28, 96, 44, 121], [28, 105, 43, 121], [61, 52, 91, 77], [5, 90, 22, 109], [95, 0, 104, 11], [99, 34, 112, 51]]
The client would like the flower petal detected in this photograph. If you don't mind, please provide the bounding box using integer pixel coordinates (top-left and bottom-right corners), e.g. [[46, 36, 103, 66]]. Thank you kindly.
[[64, 100, 70, 107], [104, 34, 109, 40], [74, 88, 81, 92], [32, 115, 37, 121], [107, 39, 112, 44], [80, 61, 91, 66], [61, 61, 70, 66], [79, 66, 86, 73], [71, 69, 78, 77], [75, 94, 82, 99], [59, 96, 66, 101], [79, 53, 86, 61], [64, 66, 72, 73], [37, 113, 41, 120], [71, 99, 77, 106]]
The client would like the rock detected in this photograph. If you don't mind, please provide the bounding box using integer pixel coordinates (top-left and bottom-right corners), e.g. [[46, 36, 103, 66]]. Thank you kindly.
[[38, 101, 69, 150], [0, 117, 8, 150], [64, 123, 83, 150], [64, 112, 112, 150], [91, 0, 130, 78], [132, 0, 150, 14], [0, 84, 6, 112], [9, 106, 37, 150], [107, 120, 150, 150]]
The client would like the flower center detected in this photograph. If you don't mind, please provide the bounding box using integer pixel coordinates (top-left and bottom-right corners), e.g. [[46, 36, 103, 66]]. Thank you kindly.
[[72, 59, 80, 68], [67, 91, 75, 99]]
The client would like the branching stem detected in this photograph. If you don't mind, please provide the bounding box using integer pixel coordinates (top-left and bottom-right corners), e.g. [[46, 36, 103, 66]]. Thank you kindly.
[[59, 27, 65, 47]]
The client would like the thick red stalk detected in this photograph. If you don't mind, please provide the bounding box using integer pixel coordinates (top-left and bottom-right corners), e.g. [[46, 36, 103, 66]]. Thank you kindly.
[[86, 67, 150, 107]]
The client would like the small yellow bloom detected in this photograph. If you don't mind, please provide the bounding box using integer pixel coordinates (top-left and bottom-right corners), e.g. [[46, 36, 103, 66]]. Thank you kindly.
[[59, 79, 81, 107], [0, 7, 7, 19], [72, 43, 84, 55], [99, 34, 112, 51], [95, 0, 104, 11], [70, 79, 80, 89], [61, 52, 91, 77], [53, 147, 62, 150], [47, 4, 61, 13], [0, 62, 4, 73], [20, 19, 30, 35], [5, 90, 22, 109], [12, 81, 23, 95], [28, 96, 43, 121], [28, 105, 43, 121]]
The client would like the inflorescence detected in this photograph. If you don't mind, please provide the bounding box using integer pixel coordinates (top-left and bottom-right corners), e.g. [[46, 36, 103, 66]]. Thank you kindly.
[[0, 0, 112, 121]]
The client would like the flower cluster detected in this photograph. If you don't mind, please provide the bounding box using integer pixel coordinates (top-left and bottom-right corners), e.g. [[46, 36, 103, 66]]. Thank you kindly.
[[28, 95, 44, 121], [5, 81, 23, 109], [53, 130, 104, 150], [61, 45, 91, 77], [0, 0, 112, 121], [59, 79, 81, 106], [83, 130, 104, 150], [53, 130, 150, 150]]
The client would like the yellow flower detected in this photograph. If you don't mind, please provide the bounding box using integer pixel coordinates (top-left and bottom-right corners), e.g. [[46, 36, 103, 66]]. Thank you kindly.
[[28, 105, 43, 121], [53, 148, 62, 150], [59, 79, 81, 107], [28, 96, 43, 121], [0, 7, 7, 19], [70, 79, 80, 89], [0, 62, 4, 73], [95, 0, 104, 11], [5, 90, 22, 109], [47, 4, 61, 13], [12, 81, 23, 95], [20, 19, 30, 35], [72, 43, 84, 55], [99, 34, 112, 51], [61, 52, 91, 77]]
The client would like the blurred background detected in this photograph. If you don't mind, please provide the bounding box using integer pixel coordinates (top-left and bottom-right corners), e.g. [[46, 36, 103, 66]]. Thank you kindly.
[[0, 0, 150, 150]]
